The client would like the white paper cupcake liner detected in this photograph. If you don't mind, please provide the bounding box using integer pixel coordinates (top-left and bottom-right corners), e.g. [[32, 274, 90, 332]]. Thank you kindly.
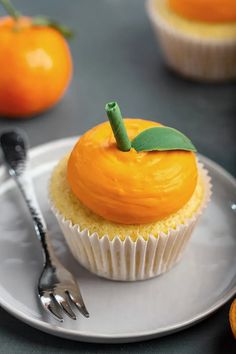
[[146, 0, 236, 82], [50, 165, 211, 281]]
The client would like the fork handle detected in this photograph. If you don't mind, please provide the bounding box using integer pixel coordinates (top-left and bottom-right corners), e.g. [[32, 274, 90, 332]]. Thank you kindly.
[[13, 169, 52, 265]]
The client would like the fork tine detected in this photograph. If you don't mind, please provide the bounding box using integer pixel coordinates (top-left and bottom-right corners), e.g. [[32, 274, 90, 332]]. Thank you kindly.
[[39, 294, 64, 322], [47, 304, 64, 322], [54, 294, 76, 320], [67, 290, 90, 318]]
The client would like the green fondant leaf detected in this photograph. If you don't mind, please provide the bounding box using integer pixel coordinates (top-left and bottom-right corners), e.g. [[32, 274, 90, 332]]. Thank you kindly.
[[131, 127, 197, 152]]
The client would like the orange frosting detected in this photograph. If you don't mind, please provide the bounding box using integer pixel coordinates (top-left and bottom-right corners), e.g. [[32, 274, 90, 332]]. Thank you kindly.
[[169, 0, 236, 23], [67, 119, 198, 225]]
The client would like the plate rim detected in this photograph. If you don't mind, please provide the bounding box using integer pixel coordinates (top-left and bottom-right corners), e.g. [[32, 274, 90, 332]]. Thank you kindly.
[[0, 137, 235, 343]]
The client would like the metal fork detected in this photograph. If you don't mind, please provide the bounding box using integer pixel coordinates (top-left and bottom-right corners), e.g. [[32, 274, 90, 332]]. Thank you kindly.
[[0, 130, 89, 322]]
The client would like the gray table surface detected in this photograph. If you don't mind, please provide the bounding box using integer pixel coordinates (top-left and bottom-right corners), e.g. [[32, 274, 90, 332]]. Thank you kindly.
[[0, 0, 235, 353]]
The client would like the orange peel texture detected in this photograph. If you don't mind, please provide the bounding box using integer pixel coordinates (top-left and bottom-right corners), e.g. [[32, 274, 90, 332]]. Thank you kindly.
[[67, 119, 198, 225], [169, 0, 236, 23]]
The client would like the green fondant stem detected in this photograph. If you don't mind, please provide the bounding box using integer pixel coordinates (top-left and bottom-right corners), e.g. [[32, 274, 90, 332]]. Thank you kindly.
[[105, 102, 131, 152]]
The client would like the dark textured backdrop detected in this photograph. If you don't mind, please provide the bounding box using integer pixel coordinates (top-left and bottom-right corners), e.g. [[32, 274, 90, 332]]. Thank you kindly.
[[0, 0, 235, 353]]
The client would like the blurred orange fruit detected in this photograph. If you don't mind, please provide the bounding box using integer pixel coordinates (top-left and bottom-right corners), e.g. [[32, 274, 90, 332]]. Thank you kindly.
[[0, 16, 72, 118], [229, 299, 236, 339]]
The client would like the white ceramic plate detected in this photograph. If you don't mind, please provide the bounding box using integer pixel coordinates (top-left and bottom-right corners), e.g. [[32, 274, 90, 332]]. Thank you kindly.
[[0, 137, 235, 343]]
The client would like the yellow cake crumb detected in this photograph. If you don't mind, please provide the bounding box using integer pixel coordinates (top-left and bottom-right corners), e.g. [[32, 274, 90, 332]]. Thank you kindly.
[[153, 0, 236, 40], [49, 155, 206, 241]]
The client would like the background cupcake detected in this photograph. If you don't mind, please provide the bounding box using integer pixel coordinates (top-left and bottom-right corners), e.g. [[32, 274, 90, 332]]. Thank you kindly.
[[49, 102, 211, 281], [147, 0, 236, 81]]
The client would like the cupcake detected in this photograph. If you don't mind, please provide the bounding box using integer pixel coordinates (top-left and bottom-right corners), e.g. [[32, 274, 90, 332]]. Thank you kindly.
[[146, 0, 236, 81], [49, 102, 211, 281]]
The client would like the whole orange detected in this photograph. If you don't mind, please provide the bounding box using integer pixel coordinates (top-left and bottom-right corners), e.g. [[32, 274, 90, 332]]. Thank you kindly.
[[0, 16, 72, 118], [229, 298, 236, 339]]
